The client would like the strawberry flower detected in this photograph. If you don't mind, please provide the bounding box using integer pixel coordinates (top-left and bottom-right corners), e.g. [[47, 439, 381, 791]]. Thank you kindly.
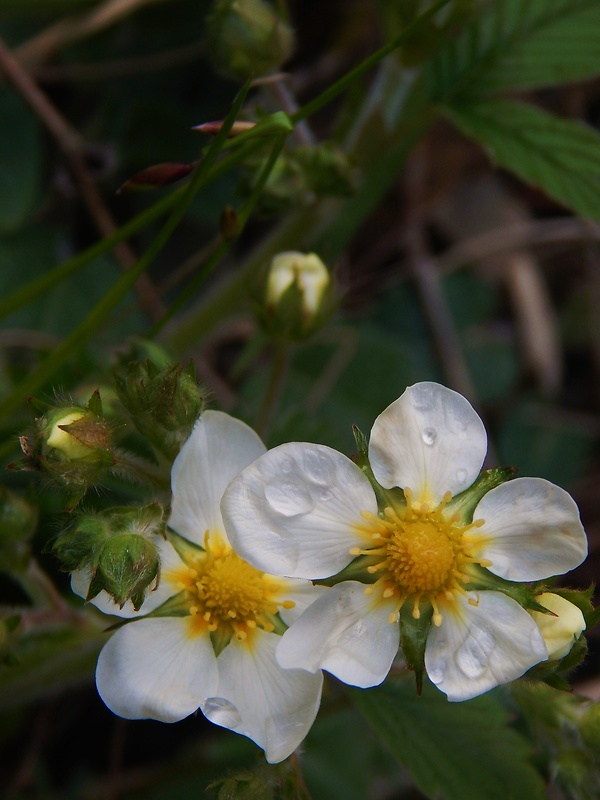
[[222, 383, 588, 701]]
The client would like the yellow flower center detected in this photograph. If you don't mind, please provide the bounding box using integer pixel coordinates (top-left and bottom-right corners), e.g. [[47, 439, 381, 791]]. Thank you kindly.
[[351, 490, 490, 627], [170, 534, 295, 647]]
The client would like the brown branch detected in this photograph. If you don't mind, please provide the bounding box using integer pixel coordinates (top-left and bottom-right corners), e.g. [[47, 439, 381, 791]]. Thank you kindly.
[[0, 35, 165, 322]]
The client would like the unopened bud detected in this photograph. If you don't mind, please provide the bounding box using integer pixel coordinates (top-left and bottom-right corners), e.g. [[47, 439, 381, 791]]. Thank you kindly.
[[205, 0, 294, 80], [262, 251, 332, 341], [55, 504, 164, 611], [15, 394, 115, 507], [117, 162, 194, 194], [114, 357, 204, 460], [530, 593, 586, 660]]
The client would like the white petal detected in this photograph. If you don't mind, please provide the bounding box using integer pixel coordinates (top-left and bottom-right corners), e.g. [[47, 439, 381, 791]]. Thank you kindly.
[[96, 617, 218, 721], [276, 578, 330, 626], [70, 536, 183, 618], [369, 382, 487, 505], [276, 581, 399, 688], [222, 442, 377, 579], [169, 410, 266, 545], [425, 591, 548, 701], [471, 478, 588, 581], [202, 630, 323, 763]]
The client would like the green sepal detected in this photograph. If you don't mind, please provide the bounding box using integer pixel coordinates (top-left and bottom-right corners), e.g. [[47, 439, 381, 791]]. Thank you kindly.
[[351, 425, 405, 511], [462, 564, 546, 611], [316, 554, 379, 587], [210, 625, 233, 657], [399, 603, 433, 695], [166, 528, 205, 563], [87, 533, 160, 611], [145, 590, 191, 619], [446, 466, 517, 523], [86, 388, 103, 417]]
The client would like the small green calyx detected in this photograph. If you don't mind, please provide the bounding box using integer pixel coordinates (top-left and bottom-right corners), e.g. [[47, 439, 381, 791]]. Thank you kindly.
[[53, 503, 164, 610], [88, 534, 160, 611], [114, 354, 204, 460]]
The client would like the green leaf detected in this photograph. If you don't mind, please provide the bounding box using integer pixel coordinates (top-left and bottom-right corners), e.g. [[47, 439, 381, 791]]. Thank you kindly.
[[446, 99, 600, 223], [428, 0, 600, 100], [350, 676, 546, 800], [0, 89, 41, 233]]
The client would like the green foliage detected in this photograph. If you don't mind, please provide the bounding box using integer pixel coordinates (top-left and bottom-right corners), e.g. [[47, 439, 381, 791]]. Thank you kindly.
[[447, 99, 600, 223], [428, 0, 600, 100], [351, 676, 546, 800]]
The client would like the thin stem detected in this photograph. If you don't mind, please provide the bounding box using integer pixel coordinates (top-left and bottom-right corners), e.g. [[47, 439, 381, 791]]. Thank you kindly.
[[290, 0, 451, 125], [149, 134, 289, 336], [256, 343, 290, 439], [0, 80, 252, 424]]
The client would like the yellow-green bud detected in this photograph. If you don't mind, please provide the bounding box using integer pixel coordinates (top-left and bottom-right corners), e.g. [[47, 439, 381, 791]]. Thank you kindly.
[[46, 411, 91, 459], [530, 593, 586, 660], [205, 0, 294, 80], [262, 251, 332, 341]]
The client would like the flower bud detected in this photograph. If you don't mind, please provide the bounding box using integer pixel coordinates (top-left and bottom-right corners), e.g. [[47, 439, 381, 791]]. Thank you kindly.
[[262, 251, 332, 341], [530, 593, 586, 661], [0, 487, 38, 572], [114, 357, 204, 460], [14, 393, 114, 508], [53, 504, 164, 611], [205, 0, 294, 80]]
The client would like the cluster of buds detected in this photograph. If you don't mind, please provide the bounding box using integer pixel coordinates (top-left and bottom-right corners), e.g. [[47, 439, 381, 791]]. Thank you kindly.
[[260, 251, 333, 341], [114, 352, 204, 462], [53, 503, 164, 610], [15, 391, 114, 508]]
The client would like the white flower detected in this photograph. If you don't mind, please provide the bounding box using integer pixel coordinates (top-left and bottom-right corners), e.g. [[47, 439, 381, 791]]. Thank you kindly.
[[78, 411, 324, 764], [530, 593, 586, 661], [221, 382, 588, 702]]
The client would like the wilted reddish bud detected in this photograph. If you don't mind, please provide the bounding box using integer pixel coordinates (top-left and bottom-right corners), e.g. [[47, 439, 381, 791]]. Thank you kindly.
[[117, 162, 195, 194], [192, 120, 257, 137]]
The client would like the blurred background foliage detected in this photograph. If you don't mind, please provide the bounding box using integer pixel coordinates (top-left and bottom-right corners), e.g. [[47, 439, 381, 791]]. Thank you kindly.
[[1, 0, 600, 797]]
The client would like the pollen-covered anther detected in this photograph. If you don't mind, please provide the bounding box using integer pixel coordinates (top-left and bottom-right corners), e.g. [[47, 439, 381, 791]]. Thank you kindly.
[[358, 492, 488, 626]]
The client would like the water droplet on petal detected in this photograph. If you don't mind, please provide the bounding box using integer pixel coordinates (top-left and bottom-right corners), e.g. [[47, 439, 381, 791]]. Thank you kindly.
[[456, 468, 468, 485], [456, 624, 496, 678], [320, 489, 334, 502], [422, 427, 438, 446], [302, 448, 335, 485], [264, 480, 315, 517], [202, 697, 241, 730]]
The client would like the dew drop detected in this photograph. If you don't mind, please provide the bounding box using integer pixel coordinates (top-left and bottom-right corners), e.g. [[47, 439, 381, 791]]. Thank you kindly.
[[303, 448, 334, 485], [456, 468, 468, 485], [456, 625, 496, 678], [319, 489, 334, 502], [202, 697, 241, 729], [422, 427, 438, 446], [264, 480, 315, 517]]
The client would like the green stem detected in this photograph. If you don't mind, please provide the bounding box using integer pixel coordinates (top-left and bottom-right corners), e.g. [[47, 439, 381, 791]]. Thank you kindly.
[[290, 0, 451, 125], [0, 80, 253, 425], [149, 134, 289, 336], [256, 342, 290, 439]]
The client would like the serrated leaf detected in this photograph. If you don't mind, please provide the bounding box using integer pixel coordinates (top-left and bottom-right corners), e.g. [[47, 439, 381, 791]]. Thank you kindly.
[[446, 99, 600, 223], [350, 676, 546, 800], [428, 0, 600, 101]]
